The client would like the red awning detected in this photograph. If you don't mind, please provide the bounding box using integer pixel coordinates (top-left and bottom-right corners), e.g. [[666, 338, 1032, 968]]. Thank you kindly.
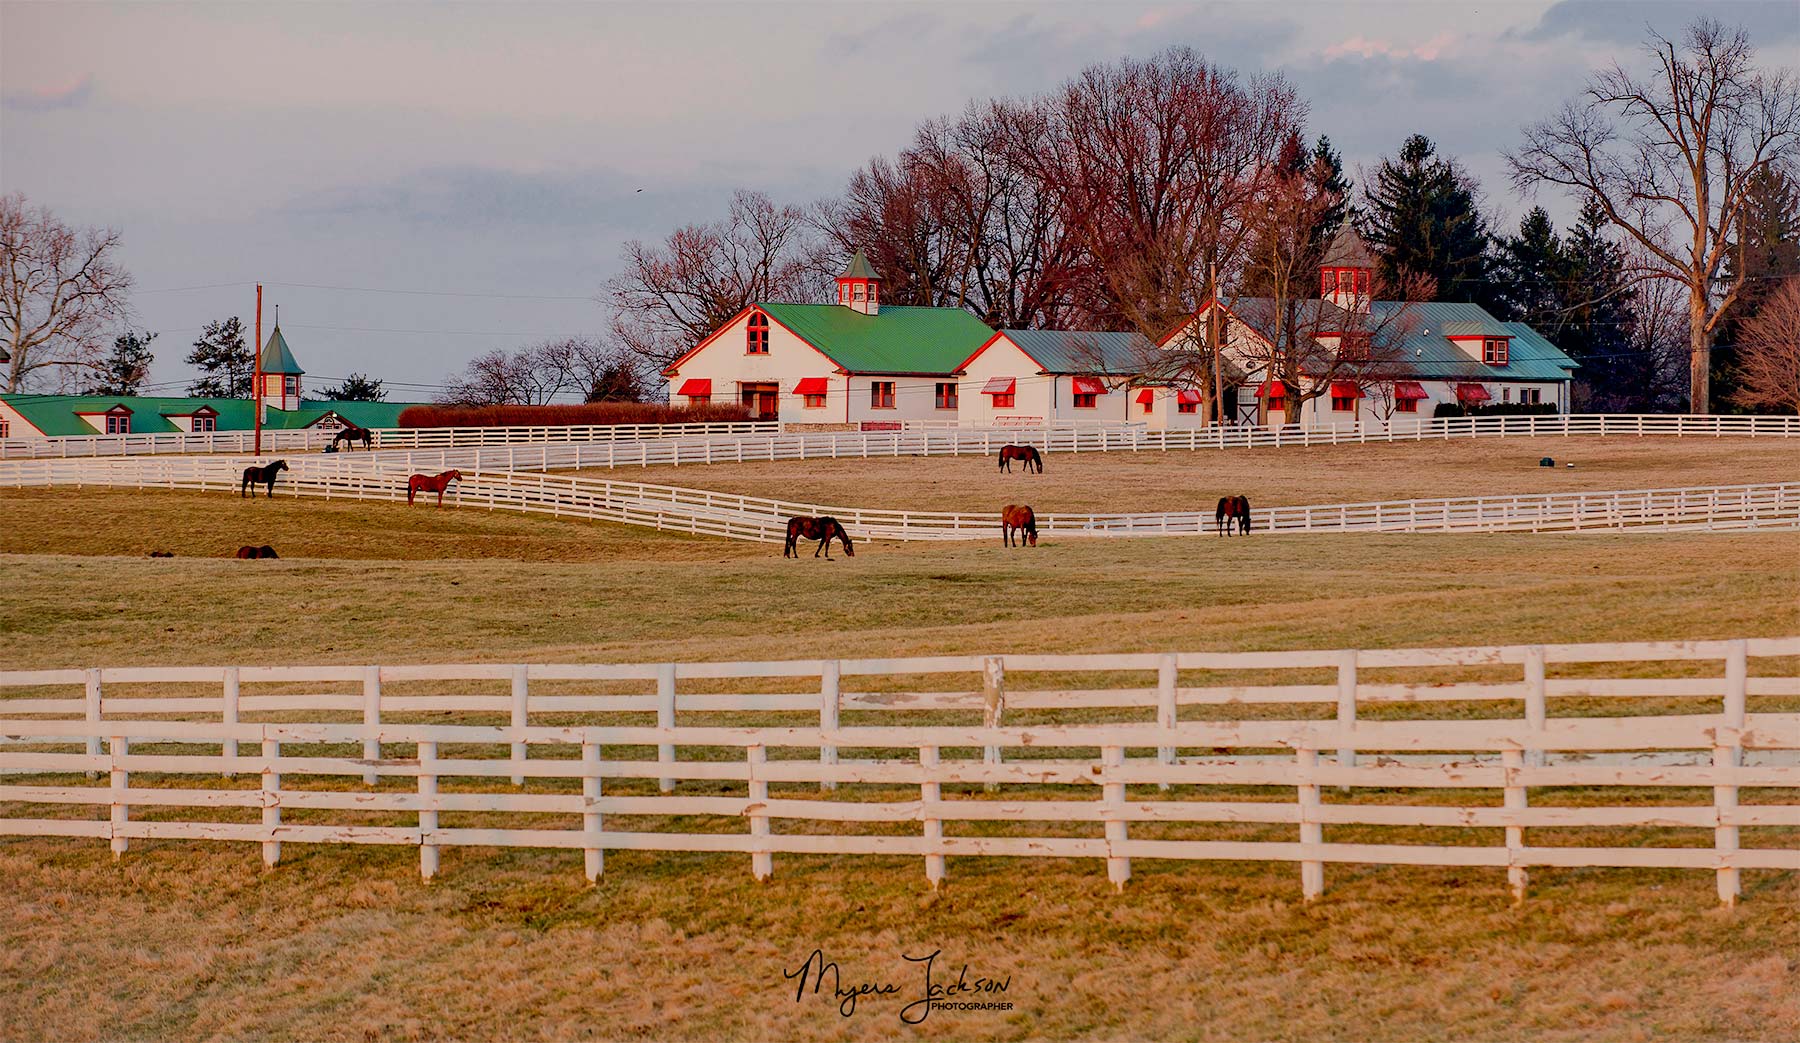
[[676, 378, 711, 396], [1330, 381, 1364, 399], [1256, 380, 1285, 398], [1135, 388, 1155, 405], [981, 377, 1016, 395], [1176, 389, 1202, 405], [1394, 380, 1429, 400], [1456, 383, 1491, 402], [1071, 376, 1107, 396], [793, 377, 829, 395]]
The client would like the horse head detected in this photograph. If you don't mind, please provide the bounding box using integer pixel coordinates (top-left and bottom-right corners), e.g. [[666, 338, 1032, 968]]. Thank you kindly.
[[446, 469, 463, 483], [273, 460, 289, 473]]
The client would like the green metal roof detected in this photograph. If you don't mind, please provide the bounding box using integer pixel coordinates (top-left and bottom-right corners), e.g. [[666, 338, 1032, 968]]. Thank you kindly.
[[0, 394, 418, 436], [837, 251, 881, 281], [258, 325, 304, 375], [757, 302, 993, 375], [998, 329, 1157, 374]]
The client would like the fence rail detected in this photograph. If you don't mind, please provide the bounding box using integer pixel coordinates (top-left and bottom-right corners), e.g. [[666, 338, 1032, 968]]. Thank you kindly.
[[2, 638, 1795, 903], [3, 451, 1796, 541], [5, 412, 1797, 462]]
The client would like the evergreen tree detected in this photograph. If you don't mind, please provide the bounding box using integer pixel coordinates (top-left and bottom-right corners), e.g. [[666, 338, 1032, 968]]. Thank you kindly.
[[1311, 135, 1352, 236], [1714, 166, 1800, 412], [1362, 134, 1495, 308], [1561, 198, 1643, 409], [1239, 132, 1351, 297], [185, 317, 252, 397], [82, 329, 157, 396], [321, 373, 386, 401], [1492, 207, 1566, 325]]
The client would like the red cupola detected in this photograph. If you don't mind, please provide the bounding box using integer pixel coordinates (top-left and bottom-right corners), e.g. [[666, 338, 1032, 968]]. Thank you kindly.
[[1319, 225, 1375, 314], [836, 250, 881, 315]]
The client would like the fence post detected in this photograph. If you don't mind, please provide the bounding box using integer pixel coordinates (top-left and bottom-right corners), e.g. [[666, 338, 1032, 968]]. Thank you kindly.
[[819, 660, 841, 792], [84, 668, 103, 778], [362, 666, 382, 787], [748, 744, 772, 881], [508, 665, 529, 787], [1524, 646, 1548, 768], [418, 739, 439, 882], [583, 739, 604, 883], [1716, 640, 1748, 906], [261, 736, 281, 868], [109, 735, 129, 859], [657, 663, 678, 793], [1103, 745, 1129, 891], [1503, 747, 1528, 905], [920, 745, 945, 889], [1156, 653, 1177, 791], [222, 667, 240, 778], [1336, 650, 1357, 791], [982, 657, 1005, 792], [1297, 748, 1323, 901]]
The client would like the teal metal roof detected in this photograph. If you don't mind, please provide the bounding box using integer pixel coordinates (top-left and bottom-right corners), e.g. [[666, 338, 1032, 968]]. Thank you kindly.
[[258, 325, 304, 375], [1, 394, 418, 436], [757, 302, 994, 375], [999, 329, 1157, 374]]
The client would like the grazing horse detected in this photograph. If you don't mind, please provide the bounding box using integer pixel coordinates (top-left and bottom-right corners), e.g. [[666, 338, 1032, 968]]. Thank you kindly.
[[997, 445, 1043, 474], [331, 425, 372, 451], [1001, 504, 1038, 547], [234, 545, 279, 559], [784, 516, 855, 559], [240, 460, 289, 498], [407, 469, 463, 506], [1214, 495, 1252, 536]]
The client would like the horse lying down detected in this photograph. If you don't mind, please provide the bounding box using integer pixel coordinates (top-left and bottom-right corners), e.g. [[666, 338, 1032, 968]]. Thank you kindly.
[[234, 545, 279, 559]]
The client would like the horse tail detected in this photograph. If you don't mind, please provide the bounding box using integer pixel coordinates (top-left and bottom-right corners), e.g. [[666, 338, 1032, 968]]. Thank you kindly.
[[407, 479, 416, 505]]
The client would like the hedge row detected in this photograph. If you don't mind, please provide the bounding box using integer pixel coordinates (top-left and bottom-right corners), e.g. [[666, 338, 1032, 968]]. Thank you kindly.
[[397, 402, 755, 428], [1431, 402, 1562, 419]]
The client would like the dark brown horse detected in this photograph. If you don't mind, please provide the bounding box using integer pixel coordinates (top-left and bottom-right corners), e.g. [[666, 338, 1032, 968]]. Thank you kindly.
[[330, 425, 372, 451], [240, 460, 288, 498], [1215, 495, 1252, 536], [407, 469, 463, 506], [784, 516, 855, 559], [997, 445, 1043, 473], [1001, 504, 1038, 547], [234, 545, 279, 559]]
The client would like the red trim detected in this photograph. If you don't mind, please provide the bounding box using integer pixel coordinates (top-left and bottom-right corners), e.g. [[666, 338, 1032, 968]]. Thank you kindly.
[[1329, 381, 1364, 399], [792, 377, 829, 395], [661, 305, 847, 377], [1070, 376, 1107, 396], [1394, 380, 1428, 400], [676, 378, 712, 396], [1156, 300, 1275, 351], [1135, 388, 1155, 405], [1176, 389, 1202, 405], [981, 377, 1016, 395], [1254, 380, 1284, 398], [1456, 383, 1491, 402]]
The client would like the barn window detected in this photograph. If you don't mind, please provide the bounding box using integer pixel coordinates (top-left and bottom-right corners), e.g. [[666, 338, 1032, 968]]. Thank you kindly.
[[1331, 396, 1355, 412], [870, 381, 895, 409], [1483, 337, 1509, 365], [0, 419, 9, 437], [105, 413, 130, 434], [839, 284, 850, 305], [1355, 270, 1369, 295], [868, 283, 878, 306], [1267, 395, 1285, 413], [1322, 270, 1333, 296], [745, 312, 770, 354], [935, 382, 958, 409], [283, 375, 299, 396], [1520, 388, 1542, 405], [803, 392, 825, 408], [193, 414, 217, 432], [993, 392, 1015, 409], [1073, 392, 1097, 409], [1395, 398, 1418, 413], [1177, 400, 1197, 414], [853, 284, 866, 302], [1338, 330, 1371, 360]]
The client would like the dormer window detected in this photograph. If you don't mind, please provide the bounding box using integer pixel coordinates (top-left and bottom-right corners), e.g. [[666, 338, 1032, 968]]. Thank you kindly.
[[746, 312, 770, 354], [104, 406, 131, 434], [853, 284, 865, 302], [839, 284, 849, 305], [1483, 337, 1509, 366]]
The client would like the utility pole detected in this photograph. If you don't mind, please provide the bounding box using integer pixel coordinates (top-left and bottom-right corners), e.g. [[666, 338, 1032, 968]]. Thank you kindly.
[[252, 283, 263, 457], [1208, 261, 1223, 426]]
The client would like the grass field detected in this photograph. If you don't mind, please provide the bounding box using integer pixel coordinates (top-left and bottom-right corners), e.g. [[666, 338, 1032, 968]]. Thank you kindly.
[[606, 436, 1800, 514], [2, 461, 1798, 1041]]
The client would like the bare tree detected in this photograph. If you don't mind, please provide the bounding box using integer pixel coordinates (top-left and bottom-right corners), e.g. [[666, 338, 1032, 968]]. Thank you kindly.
[[1729, 275, 1800, 413], [1508, 18, 1800, 412], [441, 338, 601, 406], [606, 190, 826, 371], [0, 193, 134, 392]]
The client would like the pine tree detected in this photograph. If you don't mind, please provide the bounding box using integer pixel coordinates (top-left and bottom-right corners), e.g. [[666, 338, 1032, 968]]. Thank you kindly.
[[82, 330, 157, 396], [1561, 198, 1642, 409], [1239, 133, 1351, 297], [185, 318, 252, 397], [1312, 135, 1352, 236], [321, 373, 386, 401], [1362, 134, 1495, 308], [1492, 208, 1566, 325], [1714, 167, 1800, 413]]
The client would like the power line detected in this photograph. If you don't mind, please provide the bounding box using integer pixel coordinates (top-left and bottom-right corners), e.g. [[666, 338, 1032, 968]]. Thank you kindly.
[[266, 281, 595, 302]]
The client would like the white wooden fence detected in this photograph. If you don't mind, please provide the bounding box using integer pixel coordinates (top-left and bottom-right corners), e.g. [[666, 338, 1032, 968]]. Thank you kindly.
[[3, 451, 1796, 541], [1, 638, 1795, 903], [5, 412, 1797, 462]]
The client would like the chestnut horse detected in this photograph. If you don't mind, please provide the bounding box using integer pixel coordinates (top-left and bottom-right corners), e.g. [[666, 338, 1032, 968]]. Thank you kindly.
[[784, 516, 855, 559], [234, 545, 279, 559], [1001, 504, 1038, 547], [997, 445, 1043, 474], [407, 469, 463, 506], [330, 425, 372, 451], [1215, 495, 1252, 536], [240, 459, 288, 498]]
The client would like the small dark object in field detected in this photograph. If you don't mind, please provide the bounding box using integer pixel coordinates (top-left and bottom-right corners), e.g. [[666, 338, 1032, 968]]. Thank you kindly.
[[1540, 457, 1554, 467], [147, 550, 174, 558], [234, 545, 279, 559]]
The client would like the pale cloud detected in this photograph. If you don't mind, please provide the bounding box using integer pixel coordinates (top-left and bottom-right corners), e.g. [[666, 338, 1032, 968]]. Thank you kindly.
[[1323, 31, 1458, 62], [1, 73, 93, 112]]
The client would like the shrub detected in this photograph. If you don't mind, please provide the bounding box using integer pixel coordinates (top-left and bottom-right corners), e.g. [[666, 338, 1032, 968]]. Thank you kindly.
[[1432, 402, 1561, 419], [397, 402, 755, 429]]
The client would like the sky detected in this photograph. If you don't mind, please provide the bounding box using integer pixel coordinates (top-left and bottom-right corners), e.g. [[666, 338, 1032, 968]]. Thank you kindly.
[[2, 0, 1794, 400]]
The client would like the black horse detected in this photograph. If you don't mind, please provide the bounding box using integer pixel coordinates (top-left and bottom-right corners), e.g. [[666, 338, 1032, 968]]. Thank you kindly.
[[784, 516, 855, 559], [330, 425, 372, 451], [997, 445, 1043, 474], [1214, 495, 1252, 536], [241, 460, 289, 499]]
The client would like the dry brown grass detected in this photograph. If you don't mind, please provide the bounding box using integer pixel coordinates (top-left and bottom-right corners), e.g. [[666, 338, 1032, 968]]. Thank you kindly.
[[604, 436, 1800, 514], [2, 473, 1798, 1041]]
